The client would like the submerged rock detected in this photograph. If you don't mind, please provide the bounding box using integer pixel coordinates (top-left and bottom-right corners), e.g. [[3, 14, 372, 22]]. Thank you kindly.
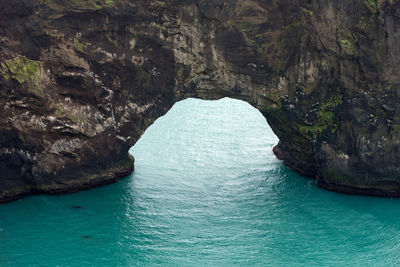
[[1, 0, 400, 201]]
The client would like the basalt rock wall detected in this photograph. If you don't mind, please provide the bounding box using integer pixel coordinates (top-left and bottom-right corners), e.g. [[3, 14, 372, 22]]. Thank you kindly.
[[1, 0, 400, 202]]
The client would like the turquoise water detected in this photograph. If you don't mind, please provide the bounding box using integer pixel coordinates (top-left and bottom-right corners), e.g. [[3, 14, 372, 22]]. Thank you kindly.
[[1, 97, 400, 266]]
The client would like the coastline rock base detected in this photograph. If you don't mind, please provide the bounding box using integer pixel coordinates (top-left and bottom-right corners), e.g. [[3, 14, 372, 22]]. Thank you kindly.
[[0, 155, 135, 204], [274, 144, 400, 198]]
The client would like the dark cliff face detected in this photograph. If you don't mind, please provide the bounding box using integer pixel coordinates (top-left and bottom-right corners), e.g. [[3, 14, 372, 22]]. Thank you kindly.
[[1, 0, 400, 202]]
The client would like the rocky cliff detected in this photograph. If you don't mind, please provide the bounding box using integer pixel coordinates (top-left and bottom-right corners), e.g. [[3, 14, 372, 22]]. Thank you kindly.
[[1, 0, 400, 202]]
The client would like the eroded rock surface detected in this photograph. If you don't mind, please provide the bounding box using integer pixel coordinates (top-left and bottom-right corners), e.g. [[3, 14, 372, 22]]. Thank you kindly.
[[1, 0, 400, 202]]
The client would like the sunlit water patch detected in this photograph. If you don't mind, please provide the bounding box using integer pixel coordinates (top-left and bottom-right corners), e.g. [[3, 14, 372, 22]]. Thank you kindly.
[[1, 98, 400, 266]]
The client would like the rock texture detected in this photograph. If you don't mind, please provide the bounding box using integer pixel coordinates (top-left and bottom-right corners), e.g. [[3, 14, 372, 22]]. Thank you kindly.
[[1, 0, 400, 202]]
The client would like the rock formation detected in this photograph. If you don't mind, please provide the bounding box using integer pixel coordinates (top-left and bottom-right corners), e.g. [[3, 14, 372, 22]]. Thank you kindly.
[[1, 0, 400, 202]]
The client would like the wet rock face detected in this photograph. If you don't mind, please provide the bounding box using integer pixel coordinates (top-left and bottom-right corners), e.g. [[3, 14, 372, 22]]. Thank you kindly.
[[1, 0, 400, 202]]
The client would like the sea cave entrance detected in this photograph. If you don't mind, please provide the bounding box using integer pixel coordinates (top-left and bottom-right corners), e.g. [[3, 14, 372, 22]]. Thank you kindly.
[[129, 97, 281, 192]]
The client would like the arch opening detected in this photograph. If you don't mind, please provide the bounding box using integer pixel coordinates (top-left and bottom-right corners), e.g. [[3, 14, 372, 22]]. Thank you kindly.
[[129, 97, 281, 193]]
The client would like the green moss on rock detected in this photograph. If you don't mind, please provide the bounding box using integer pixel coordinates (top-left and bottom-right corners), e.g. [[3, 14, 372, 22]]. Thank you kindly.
[[1, 56, 43, 87], [340, 39, 354, 50], [300, 96, 343, 139], [73, 39, 91, 54]]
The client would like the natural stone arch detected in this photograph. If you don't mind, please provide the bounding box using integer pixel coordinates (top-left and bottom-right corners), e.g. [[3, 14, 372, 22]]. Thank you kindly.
[[1, 0, 400, 202]]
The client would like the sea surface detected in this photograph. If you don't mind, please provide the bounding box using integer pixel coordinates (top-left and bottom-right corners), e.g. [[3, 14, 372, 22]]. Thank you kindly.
[[1, 97, 400, 266]]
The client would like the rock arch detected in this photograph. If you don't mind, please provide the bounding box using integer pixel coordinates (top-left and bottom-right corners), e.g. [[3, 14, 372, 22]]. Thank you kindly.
[[1, 0, 400, 202]]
